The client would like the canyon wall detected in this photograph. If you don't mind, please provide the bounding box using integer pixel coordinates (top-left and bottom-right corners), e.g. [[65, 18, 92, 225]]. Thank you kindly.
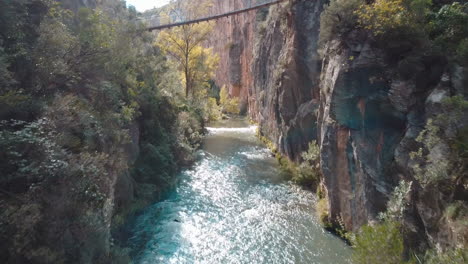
[[211, 0, 467, 250], [250, 0, 324, 162], [210, 0, 323, 161], [207, 0, 256, 112]]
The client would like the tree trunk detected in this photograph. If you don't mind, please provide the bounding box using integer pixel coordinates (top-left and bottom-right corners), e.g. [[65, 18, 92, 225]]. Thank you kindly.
[[185, 66, 189, 98]]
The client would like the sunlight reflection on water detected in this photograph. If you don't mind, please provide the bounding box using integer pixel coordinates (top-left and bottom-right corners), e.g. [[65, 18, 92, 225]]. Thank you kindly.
[[129, 118, 351, 264]]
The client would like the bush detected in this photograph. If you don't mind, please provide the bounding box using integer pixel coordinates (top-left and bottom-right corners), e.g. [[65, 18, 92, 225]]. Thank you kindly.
[[316, 197, 329, 225], [132, 142, 175, 184], [206, 97, 222, 121], [428, 2, 468, 64], [424, 248, 468, 264], [355, 0, 431, 36], [410, 96, 468, 187], [293, 141, 321, 187], [174, 110, 204, 164], [352, 221, 406, 264], [319, 0, 364, 46], [379, 180, 413, 221], [0, 119, 66, 191], [445, 201, 468, 220], [219, 85, 240, 114]]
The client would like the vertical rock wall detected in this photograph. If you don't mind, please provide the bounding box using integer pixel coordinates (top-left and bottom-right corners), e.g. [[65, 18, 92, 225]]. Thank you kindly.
[[242, 0, 409, 231], [250, 0, 325, 162], [138, 1, 465, 244], [318, 38, 409, 230], [211, 0, 467, 249], [207, 0, 256, 111]]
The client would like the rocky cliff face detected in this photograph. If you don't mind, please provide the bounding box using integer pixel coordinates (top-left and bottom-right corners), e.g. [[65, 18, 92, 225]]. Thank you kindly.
[[207, 0, 256, 112], [210, 0, 324, 161], [214, 0, 467, 251], [250, 0, 324, 162]]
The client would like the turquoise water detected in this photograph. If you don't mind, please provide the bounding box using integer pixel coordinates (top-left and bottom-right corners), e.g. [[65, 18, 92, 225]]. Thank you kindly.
[[129, 119, 351, 264]]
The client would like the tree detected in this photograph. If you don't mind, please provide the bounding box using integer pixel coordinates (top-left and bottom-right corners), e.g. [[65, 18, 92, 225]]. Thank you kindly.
[[355, 0, 432, 36], [319, 0, 364, 46], [156, 0, 218, 99], [219, 85, 240, 114]]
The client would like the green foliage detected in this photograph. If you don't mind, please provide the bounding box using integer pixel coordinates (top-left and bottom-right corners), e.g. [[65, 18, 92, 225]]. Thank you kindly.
[[293, 141, 321, 187], [319, 0, 364, 46], [0, 48, 14, 90], [0, 0, 203, 228], [271, 140, 322, 189], [423, 248, 468, 264], [356, 0, 431, 36], [0, 1, 209, 262], [33, 3, 77, 90], [133, 142, 174, 184], [258, 131, 278, 153], [428, 2, 468, 64], [445, 201, 468, 220], [219, 85, 240, 114], [379, 180, 413, 221], [352, 221, 406, 264], [410, 96, 468, 187], [320, 0, 466, 78], [0, 119, 66, 186], [206, 97, 222, 121], [156, 0, 219, 99], [316, 197, 329, 225], [351, 0, 467, 66], [177, 110, 204, 149]]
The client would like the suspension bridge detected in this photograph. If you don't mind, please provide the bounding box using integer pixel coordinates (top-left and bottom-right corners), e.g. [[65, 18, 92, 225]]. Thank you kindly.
[[145, 0, 288, 31]]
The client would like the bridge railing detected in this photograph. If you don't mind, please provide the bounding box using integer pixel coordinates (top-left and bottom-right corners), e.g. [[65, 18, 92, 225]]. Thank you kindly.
[[141, 0, 280, 30]]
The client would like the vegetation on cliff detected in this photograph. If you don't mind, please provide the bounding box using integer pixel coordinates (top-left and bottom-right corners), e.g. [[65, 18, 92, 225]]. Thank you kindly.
[[320, 0, 468, 263], [0, 0, 205, 262]]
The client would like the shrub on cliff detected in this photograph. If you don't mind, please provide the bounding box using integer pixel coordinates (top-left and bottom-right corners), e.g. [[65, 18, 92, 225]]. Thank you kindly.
[[379, 180, 413, 221], [352, 221, 406, 264], [355, 0, 431, 36], [294, 141, 321, 187], [174, 110, 205, 164], [319, 0, 364, 47], [316, 197, 330, 225], [424, 248, 468, 264], [428, 2, 468, 65], [354, 1, 468, 65], [410, 96, 468, 188]]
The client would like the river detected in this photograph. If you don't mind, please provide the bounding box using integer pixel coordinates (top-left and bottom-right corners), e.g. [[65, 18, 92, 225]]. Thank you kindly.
[[129, 118, 351, 264]]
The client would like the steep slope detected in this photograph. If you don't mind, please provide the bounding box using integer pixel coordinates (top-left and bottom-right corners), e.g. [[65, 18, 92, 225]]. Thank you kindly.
[[0, 1, 204, 263], [227, 0, 468, 254], [206, 0, 256, 112], [250, 0, 324, 162]]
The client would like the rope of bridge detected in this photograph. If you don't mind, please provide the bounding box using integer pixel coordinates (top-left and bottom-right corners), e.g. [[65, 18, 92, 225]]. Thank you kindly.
[[145, 0, 288, 31]]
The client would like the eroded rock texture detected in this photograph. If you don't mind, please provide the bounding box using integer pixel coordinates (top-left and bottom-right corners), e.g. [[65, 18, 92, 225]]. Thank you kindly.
[[210, 0, 467, 250], [207, 0, 257, 111], [250, 0, 325, 162]]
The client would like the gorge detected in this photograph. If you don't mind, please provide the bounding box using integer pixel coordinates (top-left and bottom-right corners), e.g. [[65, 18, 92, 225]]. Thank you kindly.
[[208, 0, 468, 256], [0, 0, 467, 263]]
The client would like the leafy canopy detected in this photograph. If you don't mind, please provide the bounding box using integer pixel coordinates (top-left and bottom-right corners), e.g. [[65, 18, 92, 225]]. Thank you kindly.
[[156, 0, 219, 100]]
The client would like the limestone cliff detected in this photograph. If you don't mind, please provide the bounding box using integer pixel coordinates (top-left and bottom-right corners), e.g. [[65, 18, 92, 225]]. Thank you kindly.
[[216, 0, 468, 252], [207, 0, 257, 112], [250, 0, 324, 162]]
